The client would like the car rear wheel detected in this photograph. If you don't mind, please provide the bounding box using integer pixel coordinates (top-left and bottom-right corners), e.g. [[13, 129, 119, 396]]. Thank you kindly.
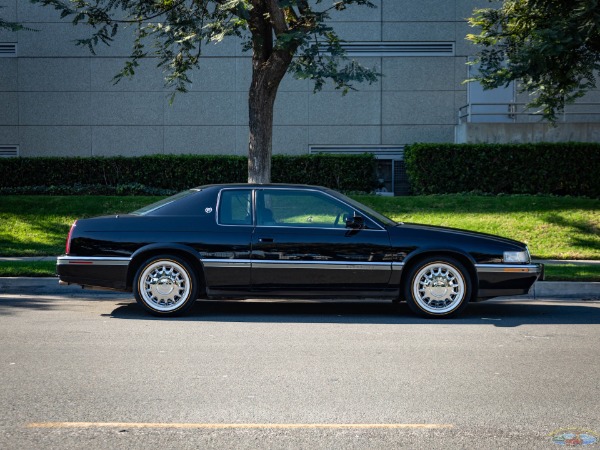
[[134, 255, 198, 316], [403, 256, 471, 318]]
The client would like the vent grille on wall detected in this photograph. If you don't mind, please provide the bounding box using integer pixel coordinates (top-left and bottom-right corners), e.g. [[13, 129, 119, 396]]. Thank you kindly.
[[0, 43, 17, 57], [309, 145, 404, 160], [309, 145, 408, 196], [0, 146, 19, 157], [320, 42, 455, 57]]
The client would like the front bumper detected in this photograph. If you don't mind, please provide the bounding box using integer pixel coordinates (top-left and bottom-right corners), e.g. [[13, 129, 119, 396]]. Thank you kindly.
[[475, 263, 544, 298]]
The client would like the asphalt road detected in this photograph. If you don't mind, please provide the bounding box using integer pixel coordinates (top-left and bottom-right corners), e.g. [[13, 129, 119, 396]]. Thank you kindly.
[[1, 280, 599, 449]]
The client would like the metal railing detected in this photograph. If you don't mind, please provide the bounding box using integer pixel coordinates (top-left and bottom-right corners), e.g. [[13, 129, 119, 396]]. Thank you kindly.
[[458, 102, 600, 124]]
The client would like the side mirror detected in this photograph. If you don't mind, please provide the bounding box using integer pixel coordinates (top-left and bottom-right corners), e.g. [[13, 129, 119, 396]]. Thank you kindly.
[[345, 214, 365, 229]]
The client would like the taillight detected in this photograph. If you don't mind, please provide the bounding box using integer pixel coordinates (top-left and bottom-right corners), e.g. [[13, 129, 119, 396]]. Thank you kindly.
[[66, 221, 77, 254]]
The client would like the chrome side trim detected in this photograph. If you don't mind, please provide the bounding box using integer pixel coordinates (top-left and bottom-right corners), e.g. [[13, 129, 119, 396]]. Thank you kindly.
[[58, 257, 396, 271], [475, 264, 542, 274], [203, 259, 252, 268], [202, 259, 394, 271], [392, 262, 405, 271], [252, 261, 392, 270], [57, 256, 131, 266]]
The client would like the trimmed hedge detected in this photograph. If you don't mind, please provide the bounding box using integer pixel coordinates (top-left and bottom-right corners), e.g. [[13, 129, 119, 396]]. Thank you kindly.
[[0, 154, 377, 194], [405, 143, 600, 198]]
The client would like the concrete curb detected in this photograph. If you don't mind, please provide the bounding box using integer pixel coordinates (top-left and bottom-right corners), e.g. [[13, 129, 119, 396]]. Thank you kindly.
[[0, 277, 59, 287], [0, 277, 598, 300], [531, 281, 600, 299], [0, 257, 57, 262], [532, 259, 600, 266]]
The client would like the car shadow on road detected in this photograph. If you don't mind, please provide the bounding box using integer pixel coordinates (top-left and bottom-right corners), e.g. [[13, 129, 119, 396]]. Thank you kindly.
[[104, 299, 600, 327], [0, 291, 128, 315]]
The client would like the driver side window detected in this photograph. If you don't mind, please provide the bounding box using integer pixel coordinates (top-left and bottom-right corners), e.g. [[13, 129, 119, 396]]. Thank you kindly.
[[256, 190, 350, 228]]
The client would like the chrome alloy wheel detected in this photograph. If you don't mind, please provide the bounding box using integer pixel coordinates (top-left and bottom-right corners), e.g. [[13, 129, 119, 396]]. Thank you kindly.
[[138, 260, 191, 312], [412, 262, 466, 315]]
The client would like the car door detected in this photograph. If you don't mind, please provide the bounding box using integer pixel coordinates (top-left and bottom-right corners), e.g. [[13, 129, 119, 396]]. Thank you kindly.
[[250, 188, 393, 295], [202, 188, 253, 294]]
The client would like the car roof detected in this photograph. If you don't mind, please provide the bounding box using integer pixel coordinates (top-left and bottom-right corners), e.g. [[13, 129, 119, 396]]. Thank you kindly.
[[197, 183, 331, 191]]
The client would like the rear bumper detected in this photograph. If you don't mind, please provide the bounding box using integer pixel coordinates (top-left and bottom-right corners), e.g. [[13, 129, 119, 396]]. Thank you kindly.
[[56, 256, 130, 291], [475, 263, 544, 298]]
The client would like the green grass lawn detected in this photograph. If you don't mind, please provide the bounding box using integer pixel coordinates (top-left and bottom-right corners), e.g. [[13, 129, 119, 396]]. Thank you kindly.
[[0, 261, 57, 277], [0, 194, 598, 261], [0, 196, 162, 256], [544, 264, 600, 282], [356, 194, 600, 260]]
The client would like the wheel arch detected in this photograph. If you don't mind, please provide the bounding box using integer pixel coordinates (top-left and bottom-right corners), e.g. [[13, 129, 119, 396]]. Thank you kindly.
[[127, 244, 206, 295], [400, 250, 479, 302]]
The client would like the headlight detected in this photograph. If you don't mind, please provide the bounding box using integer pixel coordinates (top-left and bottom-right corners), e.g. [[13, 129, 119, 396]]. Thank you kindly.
[[503, 250, 530, 263]]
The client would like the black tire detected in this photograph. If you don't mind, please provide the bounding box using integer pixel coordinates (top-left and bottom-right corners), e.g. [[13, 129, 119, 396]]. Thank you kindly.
[[403, 256, 472, 318], [133, 255, 199, 317]]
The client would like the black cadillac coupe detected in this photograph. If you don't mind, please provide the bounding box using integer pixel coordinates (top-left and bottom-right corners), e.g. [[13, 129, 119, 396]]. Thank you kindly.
[[57, 184, 543, 318]]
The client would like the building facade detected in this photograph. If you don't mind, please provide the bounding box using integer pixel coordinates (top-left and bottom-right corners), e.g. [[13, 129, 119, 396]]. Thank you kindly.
[[1, 1, 599, 193]]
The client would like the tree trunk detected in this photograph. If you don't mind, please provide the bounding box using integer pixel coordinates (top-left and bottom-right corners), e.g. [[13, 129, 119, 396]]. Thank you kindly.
[[246, 1, 297, 184], [247, 70, 278, 184]]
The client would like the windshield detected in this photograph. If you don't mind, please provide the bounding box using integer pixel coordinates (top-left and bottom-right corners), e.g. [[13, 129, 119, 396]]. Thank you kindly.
[[131, 189, 200, 215], [333, 192, 397, 227]]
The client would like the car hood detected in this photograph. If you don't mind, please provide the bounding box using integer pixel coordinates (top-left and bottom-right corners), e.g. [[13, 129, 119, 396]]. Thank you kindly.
[[394, 222, 527, 249]]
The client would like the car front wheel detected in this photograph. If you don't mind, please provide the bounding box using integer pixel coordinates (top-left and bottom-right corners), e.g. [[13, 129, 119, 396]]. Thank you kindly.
[[134, 255, 198, 316], [404, 257, 471, 318]]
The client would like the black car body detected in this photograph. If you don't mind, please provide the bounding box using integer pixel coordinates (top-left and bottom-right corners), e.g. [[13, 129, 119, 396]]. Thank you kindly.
[[57, 184, 543, 317]]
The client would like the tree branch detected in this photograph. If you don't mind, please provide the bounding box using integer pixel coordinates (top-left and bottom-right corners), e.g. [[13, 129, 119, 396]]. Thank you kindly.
[[249, 0, 273, 64], [265, 0, 288, 36], [297, 1, 310, 16]]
